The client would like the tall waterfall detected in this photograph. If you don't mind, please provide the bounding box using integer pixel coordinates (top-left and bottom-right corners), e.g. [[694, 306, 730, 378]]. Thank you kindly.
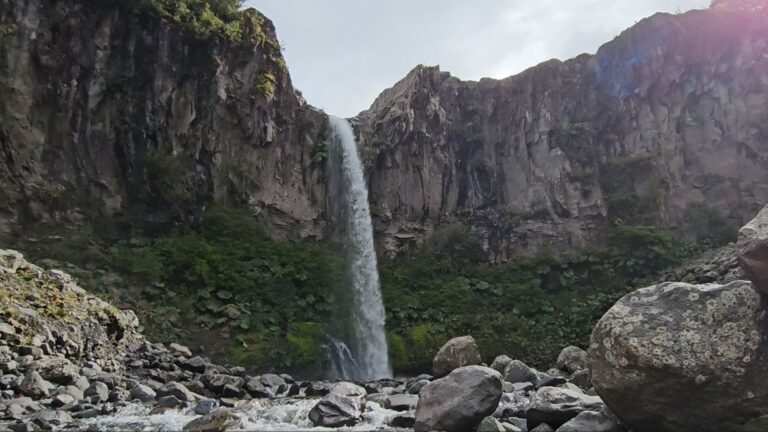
[[326, 115, 392, 380]]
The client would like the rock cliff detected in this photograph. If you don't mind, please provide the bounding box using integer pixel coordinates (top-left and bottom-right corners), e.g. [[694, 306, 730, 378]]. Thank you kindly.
[[355, 9, 768, 260], [0, 0, 328, 241], [2, 2, 768, 261]]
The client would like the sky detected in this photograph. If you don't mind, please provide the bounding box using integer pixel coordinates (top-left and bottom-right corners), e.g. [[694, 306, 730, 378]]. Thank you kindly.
[[248, 1, 710, 117]]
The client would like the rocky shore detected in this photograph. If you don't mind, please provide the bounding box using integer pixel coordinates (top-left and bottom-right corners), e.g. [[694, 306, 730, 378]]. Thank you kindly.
[[3, 205, 768, 431]]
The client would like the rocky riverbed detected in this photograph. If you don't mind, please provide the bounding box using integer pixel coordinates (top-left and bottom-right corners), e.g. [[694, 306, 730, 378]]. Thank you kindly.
[[3, 205, 768, 431]]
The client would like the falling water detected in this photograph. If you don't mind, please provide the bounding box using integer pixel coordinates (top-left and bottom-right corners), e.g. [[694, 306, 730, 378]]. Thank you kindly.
[[326, 115, 392, 380]]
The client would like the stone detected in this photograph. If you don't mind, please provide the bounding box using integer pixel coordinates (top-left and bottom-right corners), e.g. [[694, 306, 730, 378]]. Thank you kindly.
[[739, 239, 768, 294], [195, 399, 217, 415], [526, 387, 603, 429], [568, 370, 591, 390], [414, 366, 502, 432], [490, 355, 513, 374], [245, 379, 271, 398], [260, 373, 286, 393], [406, 379, 429, 395], [20, 371, 50, 399], [530, 424, 556, 432], [157, 395, 182, 408], [432, 336, 482, 378], [33, 409, 73, 426], [503, 360, 538, 384], [535, 374, 568, 389], [157, 382, 196, 401], [477, 416, 506, 432], [30, 357, 79, 385], [182, 408, 240, 432], [589, 280, 768, 432], [555, 346, 588, 374], [130, 384, 156, 402], [169, 343, 192, 357], [0, 361, 17, 373], [390, 411, 416, 428], [220, 384, 241, 398], [181, 356, 208, 374], [51, 394, 75, 408], [201, 373, 244, 394], [384, 394, 418, 411], [308, 393, 363, 428], [738, 204, 768, 244], [84, 382, 109, 403], [555, 410, 625, 432], [18, 347, 43, 359], [305, 382, 331, 396]]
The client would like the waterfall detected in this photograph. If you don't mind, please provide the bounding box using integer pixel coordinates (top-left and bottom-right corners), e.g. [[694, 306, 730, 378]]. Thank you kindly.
[[326, 115, 392, 380]]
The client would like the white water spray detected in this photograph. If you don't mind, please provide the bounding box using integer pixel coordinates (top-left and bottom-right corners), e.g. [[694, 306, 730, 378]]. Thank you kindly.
[[327, 115, 392, 380]]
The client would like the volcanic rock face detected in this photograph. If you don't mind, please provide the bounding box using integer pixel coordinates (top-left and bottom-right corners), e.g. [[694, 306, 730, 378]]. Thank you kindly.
[[354, 9, 768, 260], [0, 0, 328, 241], [589, 280, 768, 432]]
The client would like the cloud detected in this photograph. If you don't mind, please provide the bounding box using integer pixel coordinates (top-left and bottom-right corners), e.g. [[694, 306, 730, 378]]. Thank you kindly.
[[249, 0, 709, 117]]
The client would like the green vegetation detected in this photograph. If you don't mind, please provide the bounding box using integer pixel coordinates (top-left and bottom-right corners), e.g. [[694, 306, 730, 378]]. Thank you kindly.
[[685, 202, 738, 246], [380, 223, 693, 371], [12, 206, 701, 375], [600, 155, 662, 225], [117, 0, 278, 47]]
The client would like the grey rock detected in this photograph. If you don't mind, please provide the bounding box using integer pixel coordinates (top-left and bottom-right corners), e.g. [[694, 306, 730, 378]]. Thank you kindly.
[[432, 336, 482, 378], [739, 204, 768, 244], [490, 355, 513, 375], [17, 347, 43, 359], [590, 280, 768, 432], [169, 343, 192, 357], [0, 361, 17, 373], [30, 357, 79, 385], [477, 416, 506, 432], [308, 393, 364, 428], [414, 366, 502, 432], [195, 399, 217, 415], [385, 394, 418, 411], [182, 408, 240, 432], [390, 411, 416, 428], [201, 373, 244, 394], [527, 387, 603, 429], [406, 379, 429, 395], [51, 394, 75, 408], [157, 382, 196, 402], [33, 409, 72, 425], [157, 395, 182, 408], [181, 356, 208, 374], [84, 382, 109, 404], [220, 384, 241, 398], [503, 360, 538, 384], [245, 379, 271, 398], [20, 372, 50, 399], [531, 424, 556, 432], [130, 384, 156, 402], [555, 410, 625, 432], [555, 347, 588, 374]]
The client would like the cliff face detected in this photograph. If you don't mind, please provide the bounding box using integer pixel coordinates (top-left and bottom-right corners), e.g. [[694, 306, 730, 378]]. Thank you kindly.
[[0, 0, 328, 241], [355, 9, 768, 261], [2, 2, 768, 261]]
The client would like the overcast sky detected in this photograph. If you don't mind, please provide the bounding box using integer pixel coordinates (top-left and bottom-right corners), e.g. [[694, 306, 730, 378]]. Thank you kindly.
[[248, 1, 710, 117]]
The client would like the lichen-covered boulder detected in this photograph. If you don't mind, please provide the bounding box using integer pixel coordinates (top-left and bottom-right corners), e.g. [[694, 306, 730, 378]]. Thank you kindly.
[[555, 346, 588, 374], [738, 204, 768, 244], [589, 280, 768, 432], [432, 336, 482, 378]]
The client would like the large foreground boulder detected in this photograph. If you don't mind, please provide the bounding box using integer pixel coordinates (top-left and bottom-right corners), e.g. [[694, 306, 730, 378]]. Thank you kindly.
[[414, 365, 502, 432], [432, 335, 482, 377], [589, 280, 768, 432]]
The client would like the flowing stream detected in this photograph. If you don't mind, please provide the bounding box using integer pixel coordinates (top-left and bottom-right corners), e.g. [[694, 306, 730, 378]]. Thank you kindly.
[[326, 116, 392, 380]]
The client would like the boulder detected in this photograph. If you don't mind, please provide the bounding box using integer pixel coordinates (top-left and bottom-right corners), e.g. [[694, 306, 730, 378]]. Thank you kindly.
[[130, 384, 157, 402], [30, 357, 80, 385], [384, 394, 418, 411], [181, 356, 208, 374], [157, 382, 196, 402], [20, 371, 50, 399], [84, 382, 109, 403], [503, 360, 538, 384], [182, 408, 240, 432], [738, 204, 768, 244], [555, 347, 588, 374], [739, 239, 768, 294], [201, 373, 244, 394], [414, 365, 502, 432], [477, 416, 506, 432], [390, 411, 416, 428], [589, 280, 768, 432], [308, 392, 364, 428], [526, 387, 603, 429], [530, 424, 556, 432], [555, 410, 625, 432], [432, 336, 482, 378], [169, 343, 192, 357], [490, 355, 513, 374]]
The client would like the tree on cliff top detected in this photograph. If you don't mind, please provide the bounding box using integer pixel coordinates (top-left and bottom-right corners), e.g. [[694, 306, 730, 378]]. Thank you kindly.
[[710, 0, 767, 11]]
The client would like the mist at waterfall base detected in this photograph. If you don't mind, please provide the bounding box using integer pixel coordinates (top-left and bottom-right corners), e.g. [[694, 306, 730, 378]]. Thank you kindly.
[[324, 115, 392, 381]]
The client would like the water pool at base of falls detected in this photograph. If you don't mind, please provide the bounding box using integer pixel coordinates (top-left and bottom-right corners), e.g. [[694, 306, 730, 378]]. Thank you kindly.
[[66, 398, 406, 431]]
